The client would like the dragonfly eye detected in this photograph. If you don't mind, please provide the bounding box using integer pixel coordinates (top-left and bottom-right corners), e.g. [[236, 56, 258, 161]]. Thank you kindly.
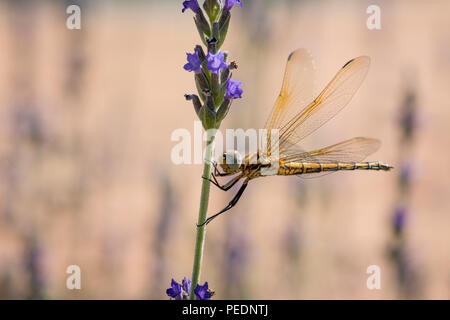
[[222, 150, 243, 172]]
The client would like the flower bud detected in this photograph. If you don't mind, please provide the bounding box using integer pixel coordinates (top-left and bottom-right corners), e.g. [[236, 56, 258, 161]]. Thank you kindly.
[[212, 22, 220, 42], [220, 61, 237, 84], [185, 94, 202, 117], [194, 10, 212, 42], [194, 45, 206, 61], [195, 72, 209, 102], [216, 98, 232, 124], [207, 37, 218, 54], [203, 0, 221, 22], [217, 9, 230, 49], [199, 89, 217, 129]]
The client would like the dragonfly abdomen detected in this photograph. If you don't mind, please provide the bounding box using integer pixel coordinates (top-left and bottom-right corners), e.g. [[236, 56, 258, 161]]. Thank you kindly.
[[278, 161, 392, 175]]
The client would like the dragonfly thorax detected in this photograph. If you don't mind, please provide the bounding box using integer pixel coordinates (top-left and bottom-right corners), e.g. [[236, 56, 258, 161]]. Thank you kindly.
[[221, 150, 244, 174]]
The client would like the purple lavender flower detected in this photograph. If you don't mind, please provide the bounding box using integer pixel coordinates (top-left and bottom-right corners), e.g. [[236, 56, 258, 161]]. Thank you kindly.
[[225, 78, 243, 99], [166, 278, 212, 300], [184, 51, 202, 73], [393, 206, 407, 233], [206, 52, 228, 74], [182, 0, 201, 14], [166, 279, 183, 300], [182, 277, 192, 296], [194, 281, 212, 300], [224, 0, 243, 11]]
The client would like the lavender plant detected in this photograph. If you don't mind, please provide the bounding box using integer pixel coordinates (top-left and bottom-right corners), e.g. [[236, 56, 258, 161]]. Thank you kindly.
[[388, 88, 422, 298], [166, 0, 243, 300]]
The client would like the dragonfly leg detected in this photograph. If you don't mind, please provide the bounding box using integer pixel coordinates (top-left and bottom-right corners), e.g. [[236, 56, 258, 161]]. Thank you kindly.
[[209, 171, 222, 187], [210, 160, 231, 177], [197, 180, 249, 227], [202, 173, 242, 191], [205, 159, 223, 176]]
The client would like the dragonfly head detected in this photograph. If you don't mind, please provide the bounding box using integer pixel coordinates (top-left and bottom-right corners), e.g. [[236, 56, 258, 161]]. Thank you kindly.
[[221, 150, 243, 174]]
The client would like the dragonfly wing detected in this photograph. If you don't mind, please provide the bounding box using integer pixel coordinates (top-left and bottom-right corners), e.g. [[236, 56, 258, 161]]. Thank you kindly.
[[282, 137, 380, 164], [265, 49, 315, 153], [278, 56, 370, 156]]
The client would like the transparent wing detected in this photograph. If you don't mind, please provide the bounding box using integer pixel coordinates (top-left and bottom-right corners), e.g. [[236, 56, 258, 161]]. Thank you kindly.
[[278, 56, 370, 157], [281, 137, 380, 164], [265, 49, 315, 154]]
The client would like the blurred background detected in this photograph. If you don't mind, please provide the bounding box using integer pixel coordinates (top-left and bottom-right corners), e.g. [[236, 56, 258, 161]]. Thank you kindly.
[[0, 0, 449, 299]]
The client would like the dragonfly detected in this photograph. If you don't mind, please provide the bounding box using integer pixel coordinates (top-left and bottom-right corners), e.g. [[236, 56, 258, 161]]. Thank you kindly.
[[200, 49, 392, 226]]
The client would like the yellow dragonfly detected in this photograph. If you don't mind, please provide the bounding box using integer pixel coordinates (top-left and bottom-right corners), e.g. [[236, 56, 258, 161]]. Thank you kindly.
[[201, 49, 392, 226]]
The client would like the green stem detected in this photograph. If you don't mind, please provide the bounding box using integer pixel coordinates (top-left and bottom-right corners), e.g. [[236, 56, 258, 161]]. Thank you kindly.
[[190, 130, 216, 300]]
